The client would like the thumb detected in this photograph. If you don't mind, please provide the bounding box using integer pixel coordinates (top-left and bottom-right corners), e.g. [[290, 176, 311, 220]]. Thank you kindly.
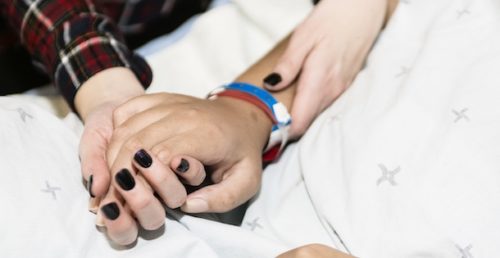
[[263, 33, 313, 91], [181, 159, 262, 213], [79, 117, 113, 198]]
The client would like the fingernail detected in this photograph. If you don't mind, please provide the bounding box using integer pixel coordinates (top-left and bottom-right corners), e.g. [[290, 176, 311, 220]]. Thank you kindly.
[[101, 202, 120, 220], [263, 73, 282, 87], [95, 209, 105, 226], [183, 198, 209, 213], [134, 149, 152, 168], [88, 196, 100, 214], [176, 158, 189, 173], [115, 169, 135, 191], [87, 174, 95, 198]]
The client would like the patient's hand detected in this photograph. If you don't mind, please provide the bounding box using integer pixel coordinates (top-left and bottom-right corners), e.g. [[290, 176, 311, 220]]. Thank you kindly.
[[264, 0, 397, 137], [98, 92, 272, 245]]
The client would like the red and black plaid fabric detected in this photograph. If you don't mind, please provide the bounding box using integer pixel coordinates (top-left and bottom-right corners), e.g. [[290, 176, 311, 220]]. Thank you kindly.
[[0, 0, 211, 111]]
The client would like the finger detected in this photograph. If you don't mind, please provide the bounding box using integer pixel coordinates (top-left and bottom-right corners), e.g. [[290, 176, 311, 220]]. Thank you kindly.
[[170, 156, 206, 186], [108, 140, 167, 231], [133, 149, 187, 208], [112, 93, 165, 127], [107, 106, 179, 166], [290, 46, 338, 137], [181, 158, 262, 213], [113, 93, 192, 127], [150, 133, 228, 168], [97, 185, 124, 227], [110, 114, 225, 179], [107, 101, 208, 168], [112, 167, 166, 230], [100, 196, 139, 246], [263, 31, 315, 91], [79, 125, 112, 198]]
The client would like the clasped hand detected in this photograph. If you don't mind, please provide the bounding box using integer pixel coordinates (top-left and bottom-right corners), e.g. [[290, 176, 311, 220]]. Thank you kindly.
[[81, 92, 272, 245]]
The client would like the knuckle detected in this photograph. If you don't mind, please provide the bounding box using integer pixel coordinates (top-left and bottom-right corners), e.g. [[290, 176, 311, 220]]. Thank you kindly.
[[112, 106, 128, 124], [181, 106, 203, 120], [151, 170, 169, 187], [130, 193, 154, 211], [112, 126, 131, 142], [219, 191, 239, 212], [163, 187, 186, 209], [152, 174, 187, 208], [279, 56, 300, 73], [152, 146, 172, 165], [123, 137, 143, 154], [193, 170, 206, 186]]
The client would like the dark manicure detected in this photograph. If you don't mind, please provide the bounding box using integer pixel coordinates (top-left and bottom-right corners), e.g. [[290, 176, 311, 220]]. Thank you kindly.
[[87, 174, 95, 198], [263, 73, 282, 87], [134, 149, 152, 168], [101, 202, 120, 220], [176, 158, 190, 173], [115, 169, 136, 191]]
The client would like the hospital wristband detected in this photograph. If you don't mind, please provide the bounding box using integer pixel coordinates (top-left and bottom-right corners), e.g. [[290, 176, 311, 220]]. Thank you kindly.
[[207, 82, 292, 162]]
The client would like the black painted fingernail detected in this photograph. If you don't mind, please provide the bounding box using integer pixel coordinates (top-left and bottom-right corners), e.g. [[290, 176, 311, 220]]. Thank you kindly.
[[101, 202, 120, 220], [134, 149, 152, 168], [176, 158, 189, 173], [87, 174, 95, 198], [263, 73, 282, 87], [115, 169, 135, 191]]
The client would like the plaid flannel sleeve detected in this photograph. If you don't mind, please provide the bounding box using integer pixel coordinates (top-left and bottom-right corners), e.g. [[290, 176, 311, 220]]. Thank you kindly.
[[0, 0, 152, 111]]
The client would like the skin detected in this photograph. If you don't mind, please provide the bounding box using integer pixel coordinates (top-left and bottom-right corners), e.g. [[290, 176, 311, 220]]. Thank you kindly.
[[75, 67, 145, 199], [265, 0, 400, 138], [277, 244, 354, 258], [77, 0, 400, 248], [97, 37, 296, 245]]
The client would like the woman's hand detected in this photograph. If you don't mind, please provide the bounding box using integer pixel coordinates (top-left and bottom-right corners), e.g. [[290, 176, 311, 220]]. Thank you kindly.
[[76, 67, 145, 199], [264, 0, 397, 137], [278, 244, 354, 258], [98, 92, 273, 245]]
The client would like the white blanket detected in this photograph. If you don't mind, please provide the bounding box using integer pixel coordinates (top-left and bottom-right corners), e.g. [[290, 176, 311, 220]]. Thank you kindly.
[[1, 0, 500, 257]]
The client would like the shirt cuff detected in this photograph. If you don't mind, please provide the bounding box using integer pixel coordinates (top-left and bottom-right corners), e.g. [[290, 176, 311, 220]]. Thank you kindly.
[[54, 35, 152, 112]]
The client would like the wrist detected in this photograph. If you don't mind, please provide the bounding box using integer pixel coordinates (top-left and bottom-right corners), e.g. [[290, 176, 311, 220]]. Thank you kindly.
[[75, 67, 145, 121], [214, 96, 273, 151], [209, 82, 292, 161]]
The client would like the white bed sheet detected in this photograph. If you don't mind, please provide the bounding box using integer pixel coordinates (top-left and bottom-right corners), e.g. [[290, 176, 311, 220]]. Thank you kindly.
[[2, 0, 500, 257]]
